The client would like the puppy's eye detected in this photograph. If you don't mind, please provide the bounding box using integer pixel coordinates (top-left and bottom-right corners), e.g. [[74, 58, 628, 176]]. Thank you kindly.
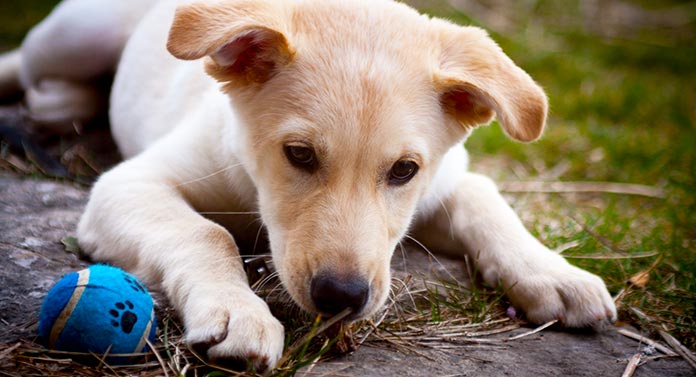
[[284, 143, 317, 171], [388, 159, 419, 185]]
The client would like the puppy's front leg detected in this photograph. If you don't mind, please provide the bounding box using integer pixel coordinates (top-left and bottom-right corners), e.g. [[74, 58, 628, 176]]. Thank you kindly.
[[416, 172, 616, 327], [77, 158, 284, 370]]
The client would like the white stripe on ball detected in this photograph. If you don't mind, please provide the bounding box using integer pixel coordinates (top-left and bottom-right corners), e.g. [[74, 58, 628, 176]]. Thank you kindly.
[[49, 268, 90, 348]]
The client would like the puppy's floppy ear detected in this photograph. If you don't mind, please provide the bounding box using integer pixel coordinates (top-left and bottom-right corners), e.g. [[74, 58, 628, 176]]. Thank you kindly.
[[167, 0, 294, 85], [432, 21, 548, 142]]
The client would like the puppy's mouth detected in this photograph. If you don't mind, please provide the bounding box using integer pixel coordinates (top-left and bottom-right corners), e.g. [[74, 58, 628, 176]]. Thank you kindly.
[[243, 256, 382, 322]]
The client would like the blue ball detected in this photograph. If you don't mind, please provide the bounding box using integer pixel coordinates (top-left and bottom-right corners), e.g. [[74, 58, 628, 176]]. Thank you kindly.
[[38, 264, 157, 363]]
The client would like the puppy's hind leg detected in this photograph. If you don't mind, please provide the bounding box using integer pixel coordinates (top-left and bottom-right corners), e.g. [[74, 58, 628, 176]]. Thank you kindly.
[[24, 79, 106, 132], [17, 0, 157, 130]]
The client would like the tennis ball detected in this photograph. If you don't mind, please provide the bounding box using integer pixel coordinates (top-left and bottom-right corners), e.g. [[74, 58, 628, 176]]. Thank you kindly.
[[38, 264, 157, 363]]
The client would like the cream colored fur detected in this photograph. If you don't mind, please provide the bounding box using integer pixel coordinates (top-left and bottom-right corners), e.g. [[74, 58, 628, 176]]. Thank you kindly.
[[3, 0, 617, 370]]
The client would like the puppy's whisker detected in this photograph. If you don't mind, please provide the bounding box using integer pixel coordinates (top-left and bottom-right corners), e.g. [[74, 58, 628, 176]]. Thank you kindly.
[[437, 197, 455, 240], [390, 276, 417, 309], [238, 253, 272, 259], [404, 235, 463, 286], [397, 240, 408, 273], [174, 163, 243, 187], [266, 281, 289, 297], [198, 211, 260, 216], [205, 254, 245, 265], [252, 219, 267, 255], [254, 271, 280, 290], [256, 279, 281, 295]]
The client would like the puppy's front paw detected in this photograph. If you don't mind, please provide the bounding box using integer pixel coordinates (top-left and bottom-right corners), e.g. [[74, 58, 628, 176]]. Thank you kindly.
[[505, 254, 617, 328], [184, 290, 285, 371]]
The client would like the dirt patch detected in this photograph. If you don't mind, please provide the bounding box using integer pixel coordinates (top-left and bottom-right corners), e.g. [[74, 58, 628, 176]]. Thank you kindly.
[[0, 174, 88, 344], [303, 328, 692, 377]]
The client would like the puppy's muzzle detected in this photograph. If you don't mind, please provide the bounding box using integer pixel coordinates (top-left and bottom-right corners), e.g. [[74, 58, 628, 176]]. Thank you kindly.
[[310, 272, 369, 317]]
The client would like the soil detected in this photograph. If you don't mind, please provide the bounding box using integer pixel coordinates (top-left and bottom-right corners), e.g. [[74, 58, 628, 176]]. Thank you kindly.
[[304, 329, 693, 377], [0, 174, 89, 344]]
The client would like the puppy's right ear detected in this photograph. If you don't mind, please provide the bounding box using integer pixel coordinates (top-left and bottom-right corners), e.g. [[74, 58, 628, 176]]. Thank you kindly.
[[167, 0, 294, 85]]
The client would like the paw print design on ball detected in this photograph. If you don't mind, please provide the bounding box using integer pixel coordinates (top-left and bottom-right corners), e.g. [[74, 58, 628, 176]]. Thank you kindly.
[[125, 275, 147, 294], [38, 264, 157, 364], [110, 300, 138, 334]]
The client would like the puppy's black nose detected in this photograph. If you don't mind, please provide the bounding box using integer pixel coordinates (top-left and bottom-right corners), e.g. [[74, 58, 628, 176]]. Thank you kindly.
[[310, 274, 369, 315]]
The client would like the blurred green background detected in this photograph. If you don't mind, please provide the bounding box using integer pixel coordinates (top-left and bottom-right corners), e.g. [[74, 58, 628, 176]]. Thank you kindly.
[[1, 0, 694, 349], [0, 1, 59, 49], [418, 0, 696, 350]]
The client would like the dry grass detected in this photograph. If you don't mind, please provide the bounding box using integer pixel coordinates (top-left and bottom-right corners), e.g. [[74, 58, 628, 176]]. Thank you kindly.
[[0, 251, 523, 376], [3, 247, 691, 376]]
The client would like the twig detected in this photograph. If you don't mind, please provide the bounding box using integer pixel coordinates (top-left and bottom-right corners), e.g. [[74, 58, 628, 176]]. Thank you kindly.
[[268, 308, 353, 377], [498, 181, 666, 199], [629, 307, 658, 323], [563, 252, 658, 260], [507, 319, 558, 341], [555, 240, 581, 254], [298, 338, 330, 376], [659, 331, 696, 370], [357, 275, 412, 346], [146, 338, 170, 377], [621, 353, 642, 377], [0, 342, 21, 360], [369, 331, 437, 360], [615, 328, 676, 356], [435, 323, 521, 338], [567, 214, 629, 255]]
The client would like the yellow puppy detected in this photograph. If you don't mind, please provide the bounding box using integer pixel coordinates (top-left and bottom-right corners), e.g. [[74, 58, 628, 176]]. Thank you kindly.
[[0, 0, 616, 370]]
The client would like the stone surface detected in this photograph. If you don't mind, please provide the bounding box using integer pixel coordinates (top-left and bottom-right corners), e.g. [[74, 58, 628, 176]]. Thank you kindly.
[[302, 328, 693, 377], [0, 174, 89, 343]]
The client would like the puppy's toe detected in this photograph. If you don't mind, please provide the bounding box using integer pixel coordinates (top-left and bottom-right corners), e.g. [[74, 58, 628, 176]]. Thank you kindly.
[[184, 292, 285, 371], [508, 261, 617, 328], [556, 271, 617, 327], [206, 310, 285, 371], [186, 307, 230, 350]]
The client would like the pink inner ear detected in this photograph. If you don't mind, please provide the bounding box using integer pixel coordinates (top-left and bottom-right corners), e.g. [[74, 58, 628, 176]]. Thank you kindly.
[[204, 26, 292, 84], [211, 32, 261, 67], [447, 90, 475, 113], [208, 29, 285, 84], [442, 87, 495, 126]]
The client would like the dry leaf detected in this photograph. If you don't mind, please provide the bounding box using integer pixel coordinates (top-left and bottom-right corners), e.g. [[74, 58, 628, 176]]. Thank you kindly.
[[629, 270, 650, 287]]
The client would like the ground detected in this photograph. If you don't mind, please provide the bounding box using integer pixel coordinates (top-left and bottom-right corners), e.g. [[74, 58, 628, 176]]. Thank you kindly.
[[0, 172, 693, 376]]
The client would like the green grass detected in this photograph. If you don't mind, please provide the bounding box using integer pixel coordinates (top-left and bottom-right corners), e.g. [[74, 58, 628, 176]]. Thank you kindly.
[[419, 0, 696, 350]]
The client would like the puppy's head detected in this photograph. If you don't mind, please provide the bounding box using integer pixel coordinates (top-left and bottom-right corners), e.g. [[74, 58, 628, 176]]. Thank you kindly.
[[168, 0, 547, 319]]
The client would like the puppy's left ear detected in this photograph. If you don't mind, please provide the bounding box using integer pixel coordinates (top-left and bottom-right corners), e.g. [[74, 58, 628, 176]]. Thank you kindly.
[[167, 0, 294, 85], [433, 21, 548, 142]]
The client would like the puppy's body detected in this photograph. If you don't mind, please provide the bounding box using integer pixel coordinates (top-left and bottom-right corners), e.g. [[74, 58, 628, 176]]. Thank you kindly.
[[3, 0, 617, 369]]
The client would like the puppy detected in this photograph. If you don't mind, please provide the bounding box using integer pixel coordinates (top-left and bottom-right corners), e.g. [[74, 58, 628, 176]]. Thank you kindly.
[[0, 0, 617, 370]]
